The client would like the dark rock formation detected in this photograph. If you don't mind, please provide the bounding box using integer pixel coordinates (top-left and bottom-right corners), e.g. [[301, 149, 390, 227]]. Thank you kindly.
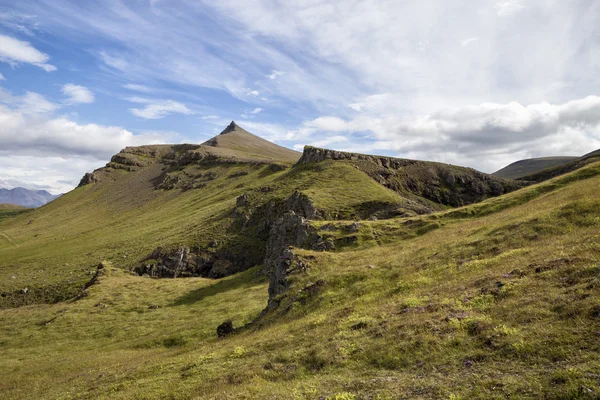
[[78, 172, 99, 187], [297, 146, 524, 208], [263, 212, 319, 310], [216, 320, 234, 338]]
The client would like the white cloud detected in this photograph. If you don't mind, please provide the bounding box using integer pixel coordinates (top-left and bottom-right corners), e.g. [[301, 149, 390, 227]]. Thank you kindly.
[[201, 115, 219, 120], [0, 72, 4, 80], [298, 96, 600, 172], [129, 99, 194, 119], [0, 34, 56, 71], [268, 70, 284, 80], [250, 107, 263, 114], [62, 84, 95, 104], [460, 37, 479, 47], [123, 83, 153, 92], [0, 88, 58, 114], [247, 90, 260, 96], [0, 87, 173, 192], [98, 51, 128, 71], [495, 0, 526, 17]]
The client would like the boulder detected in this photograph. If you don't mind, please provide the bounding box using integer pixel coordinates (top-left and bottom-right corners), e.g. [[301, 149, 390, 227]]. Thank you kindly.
[[216, 320, 234, 338]]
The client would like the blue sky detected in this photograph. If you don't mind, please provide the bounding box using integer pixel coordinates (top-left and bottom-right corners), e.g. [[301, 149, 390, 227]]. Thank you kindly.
[[0, 0, 599, 193]]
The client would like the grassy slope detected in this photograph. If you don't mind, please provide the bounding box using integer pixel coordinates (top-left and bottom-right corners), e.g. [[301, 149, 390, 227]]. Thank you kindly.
[[492, 156, 579, 179], [1, 162, 600, 399], [205, 123, 301, 164], [0, 204, 30, 223], [0, 158, 410, 305]]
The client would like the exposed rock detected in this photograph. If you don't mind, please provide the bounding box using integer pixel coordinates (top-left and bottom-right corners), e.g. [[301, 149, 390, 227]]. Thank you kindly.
[[20, 288, 28, 295], [347, 222, 361, 233], [83, 263, 106, 290], [285, 190, 318, 220], [236, 193, 249, 207], [297, 145, 524, 208], [78, 172, 99, 187], [263, 212, 318, 310], [217, 319, 234, 338], [134, 244, 258, 279]]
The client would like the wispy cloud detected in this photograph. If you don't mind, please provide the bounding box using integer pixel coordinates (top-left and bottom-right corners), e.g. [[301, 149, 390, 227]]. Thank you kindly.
[[268, 70, 284, 80], [0, 72, 4, 81], [494, 0, 526, 17], [123, 83, 153, 93], [460, 37, 479, 47], [0, 33, 56, 71], [129, 99, 194, 119], [62, 84, 95, 104]]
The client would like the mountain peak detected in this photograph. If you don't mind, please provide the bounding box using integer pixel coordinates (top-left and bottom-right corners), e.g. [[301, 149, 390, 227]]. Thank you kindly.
[[202, 122, 301, 163], [219, 121, 240, 135]]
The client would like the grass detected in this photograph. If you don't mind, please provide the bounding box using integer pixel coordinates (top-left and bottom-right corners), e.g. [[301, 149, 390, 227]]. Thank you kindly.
[[1, 159, 600, 398]]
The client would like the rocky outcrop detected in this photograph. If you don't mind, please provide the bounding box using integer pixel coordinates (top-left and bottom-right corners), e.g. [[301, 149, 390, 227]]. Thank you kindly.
[[134, 241, 263, 279], [78, 172, 99, 187], [263, 212, 315, 310], [297, 146, 524, 208], [297, 146, 376, 164]]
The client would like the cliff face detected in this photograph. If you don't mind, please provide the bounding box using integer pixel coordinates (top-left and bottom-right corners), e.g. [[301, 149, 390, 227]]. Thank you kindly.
[[297, 146, 525, 208]]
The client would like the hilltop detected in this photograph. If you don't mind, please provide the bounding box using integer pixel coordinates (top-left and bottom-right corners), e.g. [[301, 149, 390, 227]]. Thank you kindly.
[[1, 123, 599, 398], [517, 148, 600, 183], [0, 187, 60, 208], [492, 156, 579, 179]]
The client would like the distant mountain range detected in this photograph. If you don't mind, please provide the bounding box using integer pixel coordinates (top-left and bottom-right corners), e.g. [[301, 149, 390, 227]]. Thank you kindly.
[[0, 187, 60, 208]]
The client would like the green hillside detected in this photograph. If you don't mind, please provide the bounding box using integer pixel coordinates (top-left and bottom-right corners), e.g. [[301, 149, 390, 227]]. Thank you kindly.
[[492, 156, 578, 179], [3, 124, 599, 399], [0, 124, 516, 307], [0, 157, 599, 398]]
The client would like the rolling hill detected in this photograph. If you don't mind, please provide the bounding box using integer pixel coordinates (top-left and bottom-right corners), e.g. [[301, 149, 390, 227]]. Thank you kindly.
[[0, 187, 60, 208], [517, 148, 600, 183], [492, 156, 578, 179], [0, 122, 519, 307], [1, 123, 599, 398]]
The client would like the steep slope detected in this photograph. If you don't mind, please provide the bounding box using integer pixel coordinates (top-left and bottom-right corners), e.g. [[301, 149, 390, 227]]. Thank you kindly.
[[492, 156, 578, 179], [1, 160, 600, 399], [202, 121, 301, 164], [0, 187, 60, 208]]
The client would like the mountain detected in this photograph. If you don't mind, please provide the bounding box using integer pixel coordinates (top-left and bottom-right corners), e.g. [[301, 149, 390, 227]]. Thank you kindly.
[[0, 121, 519, 305], [492, 156, 579, 179], [2, 123, 600, 398], [0, 187, 60, 208], [517, 148, 600, 183], [202, 121, 301, 163]]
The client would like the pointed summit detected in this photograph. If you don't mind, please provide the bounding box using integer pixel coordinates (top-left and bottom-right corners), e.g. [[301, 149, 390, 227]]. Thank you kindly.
[[202, 122, 301, 164], [219, 121, 240, 135]]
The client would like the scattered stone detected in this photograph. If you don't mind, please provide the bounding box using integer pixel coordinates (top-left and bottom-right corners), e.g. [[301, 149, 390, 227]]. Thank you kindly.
[[236, 193, 249, 207], [20, 288, 28, 294], [217, 320, 234, 338], [347, 222, 361, 233], [367, 265, 377, 269], [464, 360, 473, 368], [148, 305, 159, 309], [10, 276, 15, 280]]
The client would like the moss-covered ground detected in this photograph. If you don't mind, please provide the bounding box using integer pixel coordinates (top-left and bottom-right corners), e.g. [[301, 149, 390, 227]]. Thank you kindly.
[[0, 160, 600, 398]]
